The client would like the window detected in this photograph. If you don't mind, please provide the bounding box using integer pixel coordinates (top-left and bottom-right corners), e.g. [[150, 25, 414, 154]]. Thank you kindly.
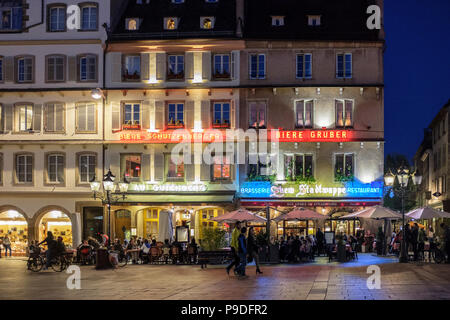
[[15, 154, 33, 183], [168, 103, 184, 127], [248, 154, 275, 178], [167, 55, 184, 80], [335, 154, 354, 181], [46, 55, 65, 82], [0, 57, 3, 82], [123, 55, 140, 81], [126, 18, 141, 30], [249, 101, 266, 128], [213, 155, 231, 181], [285, 154, 314, 181], [48, 5, 66, 31], [0, 6, 22, 31], [205, 0, 218, 2], [79, 154, 96, 183], [167, 155, 184, 180], [76, 103, 96, 133], [295, 100, 313, 128], [44, 103, 65, 132], [337, 53, 352, 79], [122, 154, 141, 179], [249, 54, 265, 79], [308, 15, 321, 26], [172, 0, 184, 3], [17, 104, 33, 132], [213, 102, 230, 128], [123, 103, 140, 128], [271, 16, 285, 26], [47, 154, 64, 184], [80, 4, 98, 31], [16, 56, 33, 83], [79, 54, 97, 81], [296, 54, 312, 79], [0, 153, 2, 184], [336, 100, 353, 128], [164, 17, 178, 30], [213, 54, 230, 79], [201, 17, 214, 29]]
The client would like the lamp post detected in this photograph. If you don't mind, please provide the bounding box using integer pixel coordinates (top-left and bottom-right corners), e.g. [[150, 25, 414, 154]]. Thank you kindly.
[[90, 169, 130, 241], [384, 167, 422, 263]]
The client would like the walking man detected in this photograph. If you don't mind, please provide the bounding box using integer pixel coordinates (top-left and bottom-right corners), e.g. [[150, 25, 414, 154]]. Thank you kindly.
[[226, 222, 241, 275], [3, 235, 12, 257], [316, 228, 324, 256], [235, 227, 248, 278]]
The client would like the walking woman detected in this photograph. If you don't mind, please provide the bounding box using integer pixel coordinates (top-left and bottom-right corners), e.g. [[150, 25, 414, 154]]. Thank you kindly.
[[247, 227, 262, 274]]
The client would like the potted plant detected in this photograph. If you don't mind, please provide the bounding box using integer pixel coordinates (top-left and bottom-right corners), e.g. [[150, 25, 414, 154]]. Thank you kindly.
[[336, 233, 347, 262]]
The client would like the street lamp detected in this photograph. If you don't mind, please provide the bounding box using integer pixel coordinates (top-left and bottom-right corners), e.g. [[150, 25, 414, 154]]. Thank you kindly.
[[90, 169, 129, 242], [384, 167, 422, 263]]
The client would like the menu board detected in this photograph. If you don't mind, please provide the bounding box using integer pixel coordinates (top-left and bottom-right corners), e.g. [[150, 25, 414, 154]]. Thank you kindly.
[[325, 231, 335, 245]]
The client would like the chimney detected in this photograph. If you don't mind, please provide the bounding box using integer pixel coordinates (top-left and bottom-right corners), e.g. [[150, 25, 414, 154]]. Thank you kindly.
[[236, 0, 244, 38]]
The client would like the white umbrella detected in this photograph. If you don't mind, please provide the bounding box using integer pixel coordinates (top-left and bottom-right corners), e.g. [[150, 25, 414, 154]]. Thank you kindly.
[[340, 206, 402, 220], [157, 210, 174, 243], [406, 207, 450, 220]]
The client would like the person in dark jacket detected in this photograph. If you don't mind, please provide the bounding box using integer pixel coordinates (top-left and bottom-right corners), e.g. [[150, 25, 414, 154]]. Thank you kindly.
[[411, 223, 419, 261], [38, 231, 56, 270], [441, 223, 450, 263], [56, 236, 66, 256], [247, 227, 262, 274], [316, 228, 325, 256], [235, 227, 248, 278]]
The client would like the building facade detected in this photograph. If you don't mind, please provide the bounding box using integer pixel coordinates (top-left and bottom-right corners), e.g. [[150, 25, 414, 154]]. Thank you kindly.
[[0, 0, 385, 251]]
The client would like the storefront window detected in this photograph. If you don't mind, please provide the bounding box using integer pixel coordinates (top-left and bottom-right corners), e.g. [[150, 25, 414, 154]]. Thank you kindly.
[[167, 155, 184, 180], [39, 211, 72, 247], [0, 210, 28, 256], [213, 155, 231, 181], [121, 154, 141, 180], [82, 207, 103, 241], [143, 208, 160, 239]]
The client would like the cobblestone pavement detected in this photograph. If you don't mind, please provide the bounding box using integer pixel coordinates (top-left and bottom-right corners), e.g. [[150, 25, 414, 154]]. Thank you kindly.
[[1, 254, 450, 300]]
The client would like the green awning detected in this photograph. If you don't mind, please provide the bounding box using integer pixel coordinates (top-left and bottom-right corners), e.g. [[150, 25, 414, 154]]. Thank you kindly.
[[114, 194, 235, 205]]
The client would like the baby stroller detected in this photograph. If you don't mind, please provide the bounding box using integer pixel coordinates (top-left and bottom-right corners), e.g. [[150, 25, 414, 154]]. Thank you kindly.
[[79, 245, 95, 265]]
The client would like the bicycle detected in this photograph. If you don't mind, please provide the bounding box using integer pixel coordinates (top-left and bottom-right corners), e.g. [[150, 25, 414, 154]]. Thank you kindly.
[[430, 241, 446, 264], [27, 248, 71, 272]]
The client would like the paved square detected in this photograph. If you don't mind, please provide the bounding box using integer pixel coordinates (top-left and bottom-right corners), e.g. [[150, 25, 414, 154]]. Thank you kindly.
[[1, 254, 450, 300]]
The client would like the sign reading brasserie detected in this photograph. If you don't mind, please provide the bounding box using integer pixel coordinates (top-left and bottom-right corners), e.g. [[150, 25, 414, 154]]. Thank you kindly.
[[240, 181, 383, 199], [118, 129, 353, 143]]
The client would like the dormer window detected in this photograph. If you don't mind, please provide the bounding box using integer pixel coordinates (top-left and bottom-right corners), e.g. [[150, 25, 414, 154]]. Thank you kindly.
[[308, 15, 321, 26], [271, 16, 285, 27], [172, 0, 184, 3], [126, 18, 141, 30], [205, 0, 218, 3], [201, 17, 215, 29], [0, 6, 22, 31], [164, 17, 178, 30]]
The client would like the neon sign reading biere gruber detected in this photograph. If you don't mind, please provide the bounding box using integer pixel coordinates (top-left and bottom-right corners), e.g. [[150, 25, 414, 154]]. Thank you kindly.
[[240, 181, 383, 199]]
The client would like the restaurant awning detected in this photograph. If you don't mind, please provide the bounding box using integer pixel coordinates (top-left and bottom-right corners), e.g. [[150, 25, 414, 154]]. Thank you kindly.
[[112, 193, 235, 205]]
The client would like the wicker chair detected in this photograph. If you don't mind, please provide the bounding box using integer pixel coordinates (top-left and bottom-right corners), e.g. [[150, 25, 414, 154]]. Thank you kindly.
[[149, 247, 161, 264]]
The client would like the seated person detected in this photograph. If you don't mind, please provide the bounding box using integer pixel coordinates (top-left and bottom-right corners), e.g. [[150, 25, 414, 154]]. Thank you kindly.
[[56, 236, 66, 257], [127, 239, 139, 264], [140, 239, 151, 264], [162, 239, 171, 264]]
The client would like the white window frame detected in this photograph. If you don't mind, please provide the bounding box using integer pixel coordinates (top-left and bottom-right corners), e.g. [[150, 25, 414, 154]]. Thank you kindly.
[[284, 154, 314, 180], [123, 103, 141, 125], [76, 103, 97, 133], [212, 101, 231, 126], [336, 53, 352, 79], [213, 54, 231, 78], [249, 53, 266, 80], [296, 53, 312, 79], [334, 153, 355, 180], [17, 104, 33, 132], [79, 55, 97, 81], [79, 154, 96, 183], [248, 101, 267, 128], [47, 154, 64, 183], [17, 57, 33, 83], [49, 6, 66, 32], [335, 99, 354, 128], [123, 54, 141, 80], [308, 15, 321, 26], [47, 55, 65, 82], [80, 4, 98, 31], [295, 100, 314, 128], [16, 154, 33, 183], [271, 16, 285, 26]]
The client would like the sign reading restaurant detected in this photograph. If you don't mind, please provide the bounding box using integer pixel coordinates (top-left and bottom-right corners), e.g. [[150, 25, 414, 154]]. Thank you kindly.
[[117, 129, 354, 143], [240, 181, 383, 199]]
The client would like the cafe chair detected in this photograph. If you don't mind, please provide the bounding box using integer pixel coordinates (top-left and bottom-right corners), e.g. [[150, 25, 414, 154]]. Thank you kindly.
[[149, 247, 161, 264]]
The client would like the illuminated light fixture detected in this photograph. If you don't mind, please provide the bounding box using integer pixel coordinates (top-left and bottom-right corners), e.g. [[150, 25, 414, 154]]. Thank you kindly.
[[192, 74, 203, 83], [339, 88, 343, 95], [103, 170, 115, 191], [383, 171, 395, 186], [360, 88, 364, 96], [118, 175, 130, 193], [397, 168, 410, 187], [316, 88, 321, 95], [411, 171, 422, 186], [91, 88, 104, 100], [360, 142, 364, 148], [148, 77, 158, 84], [316, 142, 320, 149], [147, 129, 160, 133], [89, 175, 101, 192]]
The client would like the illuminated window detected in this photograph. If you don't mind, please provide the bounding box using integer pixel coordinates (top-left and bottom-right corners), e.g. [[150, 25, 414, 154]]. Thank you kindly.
[[285, 154, 314, 181], [308, 15, 321, 26], [213, 155, 231, 181], [335, 99, 353, 128], [167, 54, 184, 80], [335, 154, 354, 181], [16, 104, 33, 132], [248, 101, 266, 128], [213, 102, 230, 127], [247, 154, 276, 178], [121, 154, 142, 179], [123, 54, 141, 81], [296, 54, 312, 79], [201, 17, 214, 29], [336, 53, 352, 78], [271, 16, 285, 26], [126, 18, 140, 30], [167, 155, 184, 180], [123, 103, 141, 126], [164, 17, 178, 30], [213, 54, 230, 79], [295, 100, 313, 128], [168, 103, 184, 126]]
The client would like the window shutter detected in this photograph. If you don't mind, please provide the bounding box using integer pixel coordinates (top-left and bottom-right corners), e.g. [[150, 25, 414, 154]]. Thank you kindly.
[[185, 155, 195, 182], [185, 101, 195, 129], [201, 100, 211, 130], [231, 100, 236, 129], [55, 104, 64, 132], [87, 104, 96, 132], [111, 102, 121, 131], [3, 104, 13, 132], [44, 105, 52, 132], [156, 53, 166, 80], [336, 100, 344, 127], [185, 52, 194, 79], [4, 57, 14, 82], [142, 154, 151, 181], [142, 100, 150, 130], [68, 56, 77, 82], [155, 101, 165, 130], [109, 152, 120, 175], [33, 104, 42, 132], [345, 100, 353, 127], [231, 51, 238, 80], [154, 154, 164, 181], [200, 162, 211, 181], [111, 53, 122, 83], [202, 52, 211, 80], [141, 53, 150, 80], [77, 105, 86, 132]]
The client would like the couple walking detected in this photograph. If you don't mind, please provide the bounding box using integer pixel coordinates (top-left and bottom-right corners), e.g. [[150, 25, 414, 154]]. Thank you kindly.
[[226, 222, 262, 278]]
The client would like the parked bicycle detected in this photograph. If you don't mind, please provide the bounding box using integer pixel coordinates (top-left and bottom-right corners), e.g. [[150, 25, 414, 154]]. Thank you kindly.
[[27, 246, 71, 272]]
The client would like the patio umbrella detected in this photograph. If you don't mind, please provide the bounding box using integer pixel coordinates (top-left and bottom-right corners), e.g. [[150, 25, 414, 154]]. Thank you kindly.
[[210, 208, 267, 224], [157, 210, 174, 243], [406, 207, 450, 220], [340, 206, 402, 220], [273, 208, 327, 222]]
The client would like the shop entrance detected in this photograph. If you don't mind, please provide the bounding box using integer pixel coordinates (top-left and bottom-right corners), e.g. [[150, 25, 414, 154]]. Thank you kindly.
[[0, 210, 28, 256], [39, 211, 72, 247], [115, 209, 131, 241], [83, 207, 103, 241]]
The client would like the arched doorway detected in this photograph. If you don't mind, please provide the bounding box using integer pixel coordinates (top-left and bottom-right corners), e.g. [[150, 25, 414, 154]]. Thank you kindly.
[[0, 209, 28, 256], [115, 209, 131, 241], [38, 211, 73, 246]]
